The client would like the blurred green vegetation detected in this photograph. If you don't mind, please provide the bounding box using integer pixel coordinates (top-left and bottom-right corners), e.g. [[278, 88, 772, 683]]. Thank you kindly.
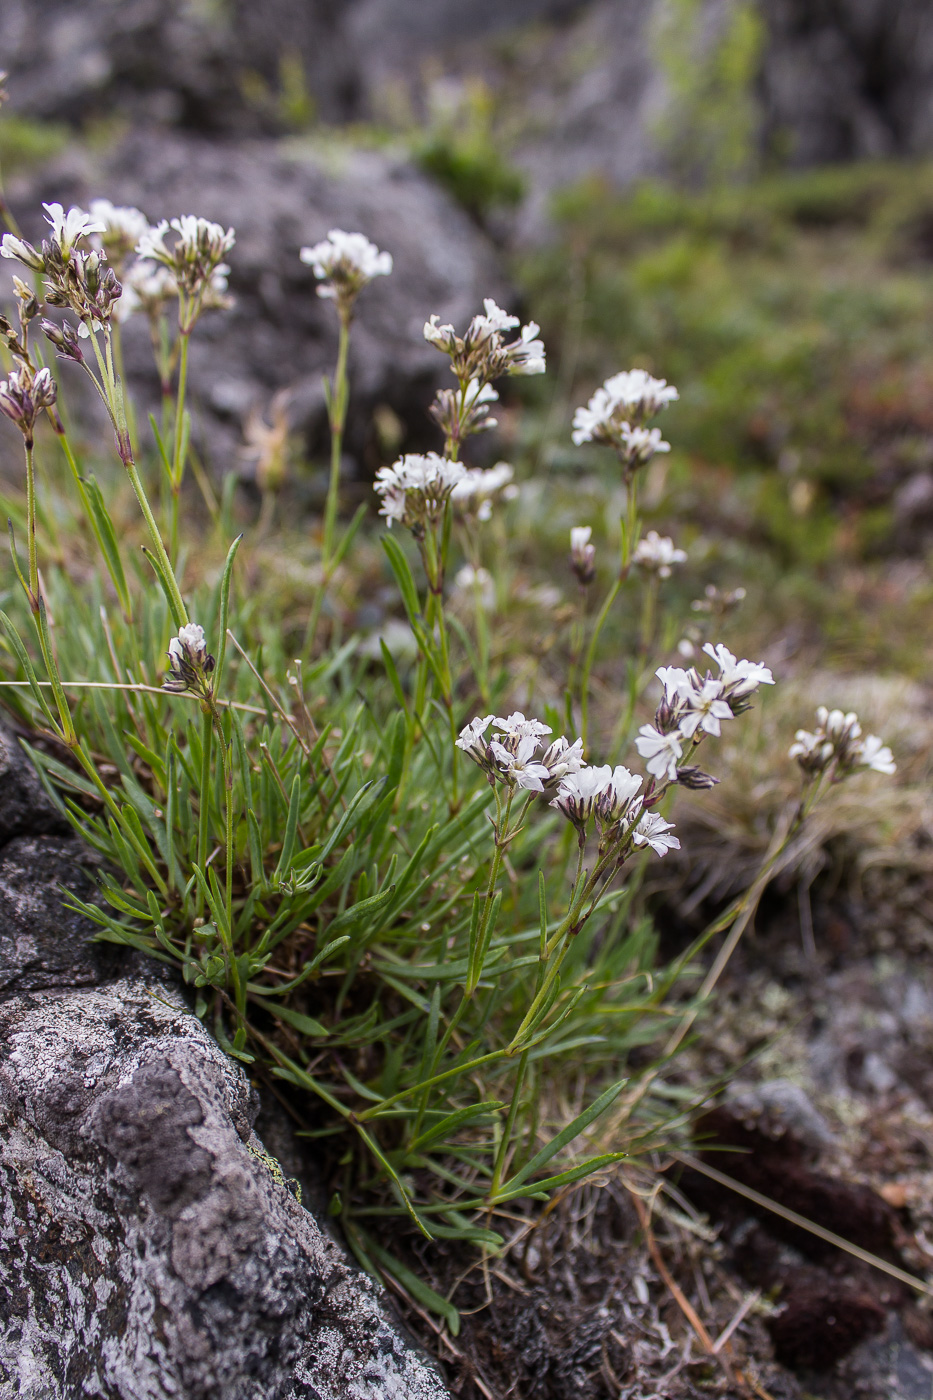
[[0, 114, 68, 173], [514, 162, 933, 674]]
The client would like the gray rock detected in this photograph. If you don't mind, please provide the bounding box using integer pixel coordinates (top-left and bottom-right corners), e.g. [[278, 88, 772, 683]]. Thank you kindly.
[[0, 833, 119, 996], [2, 128, 507, 477], [0, 722, 66, 845], [0, 719, 450, 1398], [0, 977, 449, 1399], [1, 0, 357, 131], [759, 0, 933, 165], [726, 1077, 836, 1150]]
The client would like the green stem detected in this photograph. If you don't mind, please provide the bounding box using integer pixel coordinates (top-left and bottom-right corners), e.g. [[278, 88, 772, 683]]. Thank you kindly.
[[170, 331, 190, 562], [24, 438, 38, 608], [198, 708, 213, 895], [323, 309, 351, 566], [490, 1048, 530, 1198]]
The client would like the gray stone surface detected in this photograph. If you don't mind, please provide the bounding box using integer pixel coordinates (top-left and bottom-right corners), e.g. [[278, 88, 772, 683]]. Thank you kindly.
[[0, 978, 449, 1399], [0, 719, 450, 1399], [2, 128, 507, 477]]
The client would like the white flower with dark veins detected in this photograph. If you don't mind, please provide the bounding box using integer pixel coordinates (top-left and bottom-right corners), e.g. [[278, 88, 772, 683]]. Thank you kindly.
[[488, 735, 550, 792], [42, 201, 106, 256], [551, 765, 613, 825], [702, 643, 774, 698], [633, 811, 680, 856], [492, 712, 552, 740], [633, 531, 687, 578], [0, 233, 45, 271], [456, 714, 494, 766], [540, 735, 586, 785], [596, 766, 644, 825], [635, 724, 683, 781], [677, 676, 733, 738]]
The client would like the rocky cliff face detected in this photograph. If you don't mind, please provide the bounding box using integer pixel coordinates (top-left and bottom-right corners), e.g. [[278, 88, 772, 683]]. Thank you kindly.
[[0, 720, 449, 1400]]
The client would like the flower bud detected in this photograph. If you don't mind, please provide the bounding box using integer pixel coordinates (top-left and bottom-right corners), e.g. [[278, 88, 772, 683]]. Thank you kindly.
[[570, 525, 596, 586]]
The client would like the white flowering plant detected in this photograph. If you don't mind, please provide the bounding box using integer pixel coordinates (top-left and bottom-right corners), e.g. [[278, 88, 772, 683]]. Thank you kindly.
[[0, 162, 899, 1334]]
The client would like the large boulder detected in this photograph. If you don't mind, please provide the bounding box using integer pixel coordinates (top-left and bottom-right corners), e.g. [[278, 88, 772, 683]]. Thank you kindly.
[[0, 0, 357, 131], [1, 129, 507, 478], [0, 718, 451, 1400], [758, 0, 933, 164]]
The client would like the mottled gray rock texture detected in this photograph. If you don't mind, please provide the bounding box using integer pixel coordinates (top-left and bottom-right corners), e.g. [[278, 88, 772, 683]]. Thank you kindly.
[[1, 129, 506, 477], [0, 719, 450, 1399]]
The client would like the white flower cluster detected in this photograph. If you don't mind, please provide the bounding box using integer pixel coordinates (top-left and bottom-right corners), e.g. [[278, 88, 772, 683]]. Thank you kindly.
[[300, 228, 393, 306], [633, 531, 687, 578], [572, 369, 677, 477], [374, 452, 467, 534], [789, 707, 895, 778], [456, 714, 680, 856], [2, 199, 237, 346], [450, 460, 518, 520], [137, 215, 235, 300], [635, 643, 774, 781], [425, 299, 545, 384]]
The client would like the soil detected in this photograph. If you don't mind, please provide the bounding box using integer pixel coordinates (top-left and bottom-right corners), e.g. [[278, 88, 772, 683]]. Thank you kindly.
[[391, 866, 933, 1400]]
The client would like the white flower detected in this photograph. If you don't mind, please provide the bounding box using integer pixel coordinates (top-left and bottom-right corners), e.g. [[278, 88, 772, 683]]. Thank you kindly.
[[633, 530, 686, 578], [424, 299, 546, 384], [456, 714, 494, 766], [423, 314, 458, 352], [453, 564, 495, 610], [87, 200, 151, 255], [859, 734, 896, 775], [42, 201, 106, 255], [168, 622, 207, 665], [619, 424, 670, 465], [488, 735, 550, 792], [116, 260, 178, 319], [300, 229, 392, 300], [506, 320, 546, 376], [471, 299, 520, 340], [450, 460, 514, 521], [164, 621, 214, 694], [551, 765, 613, 825], [677, 677, 733, 739], [570, 525, 596, 585], [603, 369, 679, 417], [137, 217, 235, 298], [635, 725, 683, 781], [702, 643, 774, 697], [655, 665, 693, 701], [540, 736, 585, 785], [790, 705, 895, 778], [596, 766, 643, 825], [373, 452, 467, 530], [0, 233, 44, 271], [492, 712, 552, 740], [572, 369, 678, 445], [633, 812, 680, 857]]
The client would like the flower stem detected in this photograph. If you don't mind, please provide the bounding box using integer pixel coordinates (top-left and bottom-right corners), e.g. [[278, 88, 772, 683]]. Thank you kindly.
[[323, 308, 351, 566]]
